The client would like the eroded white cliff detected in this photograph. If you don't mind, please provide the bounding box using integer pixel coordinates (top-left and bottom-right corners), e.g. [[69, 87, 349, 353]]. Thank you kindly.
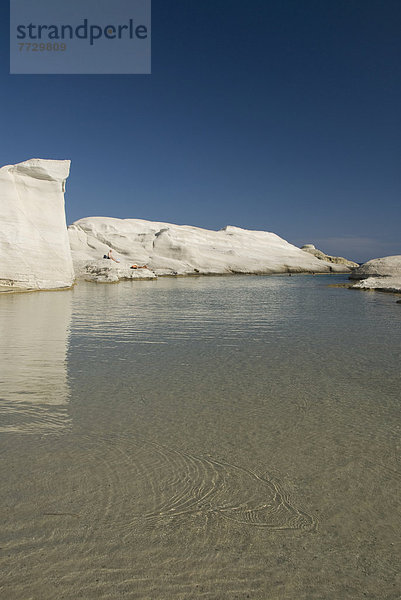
[[0, 159, 74, 289], [0, 159, 356, 289], [69, 217, 352, 281], [301, 244, 358, 268]]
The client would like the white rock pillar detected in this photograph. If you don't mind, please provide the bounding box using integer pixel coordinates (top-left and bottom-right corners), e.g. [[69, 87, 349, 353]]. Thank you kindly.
[[0, 158, 75, 289]]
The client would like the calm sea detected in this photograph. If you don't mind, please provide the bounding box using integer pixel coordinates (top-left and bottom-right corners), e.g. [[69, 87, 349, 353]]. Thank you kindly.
[[1, 275, 400, 599]]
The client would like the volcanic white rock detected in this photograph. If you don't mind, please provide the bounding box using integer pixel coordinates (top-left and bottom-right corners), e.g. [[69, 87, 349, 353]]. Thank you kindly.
[[75, 259, 157, 283], [351, 277, 401, 293], [349, 255, 401, 293], [68, 217, 352, 281], [301, 244, 358, 268], [0, 159, 74, 289], [349, 255, 401, 279]]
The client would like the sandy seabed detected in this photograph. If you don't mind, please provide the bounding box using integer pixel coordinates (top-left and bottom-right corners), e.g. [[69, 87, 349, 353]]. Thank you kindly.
[[1, 275, 400, 599]]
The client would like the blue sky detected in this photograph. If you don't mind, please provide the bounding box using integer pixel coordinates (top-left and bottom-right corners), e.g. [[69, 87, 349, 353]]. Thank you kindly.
[[1, 0, 400, 262]]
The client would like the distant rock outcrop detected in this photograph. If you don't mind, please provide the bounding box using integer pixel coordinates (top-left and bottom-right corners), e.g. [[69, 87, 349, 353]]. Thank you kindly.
[[301, 244, 358, 268], [349, 255, 401, 293], [349, 255, 401, 279], [0, 159, 74, 290], [68, 217, 353, 282]]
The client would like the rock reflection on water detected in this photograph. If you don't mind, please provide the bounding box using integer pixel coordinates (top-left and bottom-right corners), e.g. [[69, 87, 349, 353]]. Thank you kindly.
[[0, 290, 71, 433]]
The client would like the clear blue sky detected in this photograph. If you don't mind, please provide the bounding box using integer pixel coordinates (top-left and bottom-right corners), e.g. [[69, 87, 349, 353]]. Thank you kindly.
[[1, 0, 400, 262]]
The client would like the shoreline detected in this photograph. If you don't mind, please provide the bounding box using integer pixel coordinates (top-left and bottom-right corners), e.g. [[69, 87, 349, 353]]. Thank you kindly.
[[0, 271, 348, 295], [3, 274, 400, 300], [328, 282, 401, 298]]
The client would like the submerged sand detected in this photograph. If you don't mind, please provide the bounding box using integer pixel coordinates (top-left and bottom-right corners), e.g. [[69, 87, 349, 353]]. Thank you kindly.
[[1, 275, 400, 599]]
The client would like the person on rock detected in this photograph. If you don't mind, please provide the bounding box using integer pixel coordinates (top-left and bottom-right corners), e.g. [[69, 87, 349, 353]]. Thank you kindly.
[[106, 249, 120, 263]]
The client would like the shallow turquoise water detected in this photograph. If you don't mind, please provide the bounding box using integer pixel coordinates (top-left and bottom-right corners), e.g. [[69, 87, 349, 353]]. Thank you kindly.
[[1, 275, 400, 599]]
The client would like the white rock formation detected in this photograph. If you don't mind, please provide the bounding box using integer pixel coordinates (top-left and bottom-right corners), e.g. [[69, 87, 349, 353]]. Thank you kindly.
[[75, 259, 156, 283], [349, 255, 401, 279], [351, 277, 401, 293], [301, 244, 358, 268], [0, 159, 74, 289], [349, 255, 401, 293], [69, 217, 352, 281]]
